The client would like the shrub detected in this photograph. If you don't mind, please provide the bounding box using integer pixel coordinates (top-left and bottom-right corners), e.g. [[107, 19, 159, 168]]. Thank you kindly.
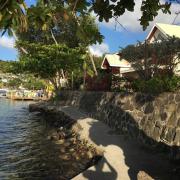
[[132, 75, 180, 94], [85, 72, 112, 91]]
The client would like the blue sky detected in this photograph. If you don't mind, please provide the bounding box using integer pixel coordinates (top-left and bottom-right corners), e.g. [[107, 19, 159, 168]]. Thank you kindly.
[[0, 0, 180, 60]]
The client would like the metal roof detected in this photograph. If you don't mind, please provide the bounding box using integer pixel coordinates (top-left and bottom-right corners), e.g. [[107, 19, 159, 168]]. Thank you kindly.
[[147, 23, 180, 40], [101, 54, 131, 69]]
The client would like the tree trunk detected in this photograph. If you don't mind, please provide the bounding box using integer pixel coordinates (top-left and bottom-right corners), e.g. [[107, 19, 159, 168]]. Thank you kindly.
[[88, 50, 98, 76], [72, 13, 98, 76], [11, 28, 28, 54], [50, 29, 58, 45], [144, 40, 148, 80]]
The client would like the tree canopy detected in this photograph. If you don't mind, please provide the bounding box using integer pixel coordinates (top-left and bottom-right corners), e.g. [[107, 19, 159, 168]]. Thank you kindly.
[[120, 37, 180, 77], [15, 41, 86, 90], [0, 0, 173, 36], [0, 60, 12, 73]]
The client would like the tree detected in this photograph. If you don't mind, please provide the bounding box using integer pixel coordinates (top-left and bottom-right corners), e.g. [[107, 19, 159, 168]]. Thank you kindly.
[[0, 0, 172, 35], [120, 37, 180, 78], [0, 0, 27, 35], [7, 78, 22, 89], [15, 42, 86, 91], [17, 5, 103, 48], [23, 77, 45, 90], [0, 60, 13, 73]]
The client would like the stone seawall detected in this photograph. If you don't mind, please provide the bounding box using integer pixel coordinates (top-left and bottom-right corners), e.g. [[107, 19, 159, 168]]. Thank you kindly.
[[57, 91, 180, 159]]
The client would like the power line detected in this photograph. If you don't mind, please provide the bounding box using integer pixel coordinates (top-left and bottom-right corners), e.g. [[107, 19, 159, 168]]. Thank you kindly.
[[172, 11, 180, 24]]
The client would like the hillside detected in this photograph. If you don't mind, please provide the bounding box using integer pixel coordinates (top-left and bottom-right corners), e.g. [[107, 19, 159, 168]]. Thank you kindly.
[[0, 60, 11, 73]]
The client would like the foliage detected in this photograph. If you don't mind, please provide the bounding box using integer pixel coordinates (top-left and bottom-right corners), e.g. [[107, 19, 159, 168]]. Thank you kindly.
[[111, 76, 132, 92], [0, 60, 12, 73], [15, 41, 86, 90], [0, 0, 27, 35], [121, 37, 180, 78], [7, 78, 22, 89], [23, 78, 45, 90], [76, 15, 103, 46], [85, 71, 112, 91], [0, 0, 172, 35], [132, 75, 180, 94]]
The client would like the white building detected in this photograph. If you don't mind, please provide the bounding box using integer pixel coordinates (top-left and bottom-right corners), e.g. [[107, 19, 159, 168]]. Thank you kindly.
[[101, 23, 180, 77]]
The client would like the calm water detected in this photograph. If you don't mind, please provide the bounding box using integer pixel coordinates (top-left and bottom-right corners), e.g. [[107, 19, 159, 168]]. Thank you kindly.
[[0, 98, 70, 180]]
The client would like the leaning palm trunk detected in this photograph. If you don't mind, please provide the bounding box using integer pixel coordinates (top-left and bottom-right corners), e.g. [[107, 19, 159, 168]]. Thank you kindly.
[[72, 11, 98, 76]]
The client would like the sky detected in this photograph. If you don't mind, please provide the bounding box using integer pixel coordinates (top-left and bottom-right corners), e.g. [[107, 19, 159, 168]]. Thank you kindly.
[[0, 0, 180, 60]]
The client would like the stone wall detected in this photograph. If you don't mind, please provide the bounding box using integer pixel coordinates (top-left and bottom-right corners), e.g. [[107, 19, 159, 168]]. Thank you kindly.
[[57, 91, 180, 159]]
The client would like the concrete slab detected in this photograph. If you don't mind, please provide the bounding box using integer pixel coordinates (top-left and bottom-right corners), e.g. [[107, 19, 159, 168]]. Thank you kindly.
[[59, 106, 177, 180]]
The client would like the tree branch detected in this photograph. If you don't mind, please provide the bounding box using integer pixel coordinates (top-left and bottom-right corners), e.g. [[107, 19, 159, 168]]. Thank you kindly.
[[72, 0, 79, 15]]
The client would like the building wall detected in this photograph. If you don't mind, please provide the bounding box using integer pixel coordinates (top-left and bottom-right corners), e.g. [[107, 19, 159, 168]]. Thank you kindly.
[[149, 29, 167, 43]]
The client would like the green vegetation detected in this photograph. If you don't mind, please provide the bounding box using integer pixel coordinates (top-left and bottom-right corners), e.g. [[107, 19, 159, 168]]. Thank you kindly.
[[132, 75, 180, 94], [0, 60, 12, 73], [10, 0, 105, 91], [0, 1, 179, 94], [0, 0, 172, 35], [121, 37, 180, 78], [119, 37, 180, 93], [15, 42, 86, 90], [7, 78, 22, 89]]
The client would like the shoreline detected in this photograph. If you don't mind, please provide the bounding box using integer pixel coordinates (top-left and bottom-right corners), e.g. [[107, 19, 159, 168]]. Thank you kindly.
[[29, 99, 180, 180], [29, 102, 103, 179]]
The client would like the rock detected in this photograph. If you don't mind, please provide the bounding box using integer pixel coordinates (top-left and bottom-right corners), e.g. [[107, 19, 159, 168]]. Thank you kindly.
[[177, 118, 180, 127], [51, 135, 59, 141], [177, 103, 180, 113], [168, 94, 175, 103], [167, 112, 178, 126], [58, 131, 66, 139], [164, 127, 176, 143], [166, 103, 176, 112], [56, 139, 65, 145], [175, 94, 180, 103], [153, 126, 162, 141], [144, 103, 154, 114], [64, 142, 71, 147], [160, 112, 167, 121], [137, 171, 154, 180], [60, 154, 71, 161], [87, 151, 93, 159], [174, 129, 180, 146]]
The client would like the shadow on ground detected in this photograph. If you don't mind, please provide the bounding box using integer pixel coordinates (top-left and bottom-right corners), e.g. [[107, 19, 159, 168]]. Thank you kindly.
[[81, 119, 179, 180]]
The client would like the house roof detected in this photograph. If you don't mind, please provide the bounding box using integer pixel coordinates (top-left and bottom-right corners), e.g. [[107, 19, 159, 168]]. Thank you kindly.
[[101, 54, 131, 69], [147, 23, 180, 41]]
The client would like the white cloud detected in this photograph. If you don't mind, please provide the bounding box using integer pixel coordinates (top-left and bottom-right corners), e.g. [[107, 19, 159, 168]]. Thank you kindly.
[[89, 43, 109, 57], [98, 0, 180, 33], [0, 36, 15, 48]]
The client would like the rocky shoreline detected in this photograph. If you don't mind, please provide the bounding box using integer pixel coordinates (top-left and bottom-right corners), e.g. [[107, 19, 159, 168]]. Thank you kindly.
[[29, 102, 103, 179], [29, 100, 180, 180]]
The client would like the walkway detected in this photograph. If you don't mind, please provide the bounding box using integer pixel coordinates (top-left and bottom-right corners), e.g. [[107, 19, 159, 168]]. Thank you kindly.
[[59, 106, 177, 180]]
